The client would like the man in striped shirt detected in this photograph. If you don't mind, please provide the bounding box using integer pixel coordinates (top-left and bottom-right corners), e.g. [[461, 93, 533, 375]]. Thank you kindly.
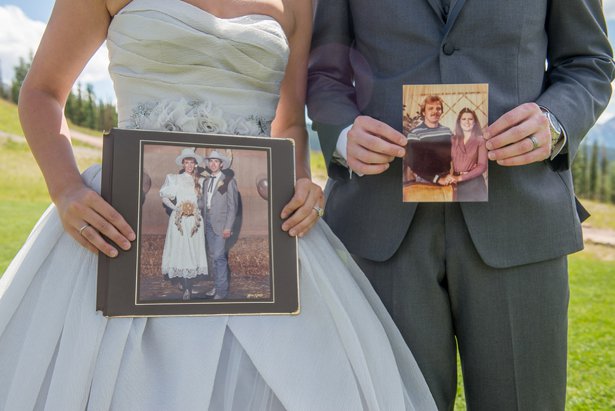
[[405, 95, 452, 184]]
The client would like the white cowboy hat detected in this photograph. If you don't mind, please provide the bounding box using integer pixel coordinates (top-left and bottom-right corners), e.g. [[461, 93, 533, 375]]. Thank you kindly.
[[175, 148, 203, 166], [205, 150, 231, 169]]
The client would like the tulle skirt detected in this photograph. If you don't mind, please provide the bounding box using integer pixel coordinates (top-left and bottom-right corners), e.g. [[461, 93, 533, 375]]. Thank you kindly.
[[0, 166, 436, 411]]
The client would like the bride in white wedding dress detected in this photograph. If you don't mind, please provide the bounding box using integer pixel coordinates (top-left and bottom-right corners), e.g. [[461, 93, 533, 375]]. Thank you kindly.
[[0, 0, 437, 409]]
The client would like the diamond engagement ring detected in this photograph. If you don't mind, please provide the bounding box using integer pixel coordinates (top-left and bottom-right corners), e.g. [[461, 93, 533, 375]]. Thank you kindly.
[[313, 206, 324, 218], [78, 223, 90, 236], [528, 135, 540, 151]]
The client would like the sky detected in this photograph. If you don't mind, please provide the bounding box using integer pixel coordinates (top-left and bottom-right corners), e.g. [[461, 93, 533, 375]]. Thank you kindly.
[[0, 0, 115, 101], [1, 0, 615, 120]]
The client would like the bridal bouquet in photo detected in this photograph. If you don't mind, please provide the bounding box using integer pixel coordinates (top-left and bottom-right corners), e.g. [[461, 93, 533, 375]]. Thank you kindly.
[[175, 200, 201, 236]]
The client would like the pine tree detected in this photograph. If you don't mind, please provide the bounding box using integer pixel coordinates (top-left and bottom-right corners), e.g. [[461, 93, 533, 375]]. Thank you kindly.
[[0, 59, 5, 99], [85, 83, 97, 130], [599, 144, 610, 203], [65, 90, 76, 122], [572, 142, 587, 197], [98, 99, 105, 131], [10, 55, 32, 104], [99, 102, 118, 131], [75, 82, 85, 126], [589, 141, 599, 200]]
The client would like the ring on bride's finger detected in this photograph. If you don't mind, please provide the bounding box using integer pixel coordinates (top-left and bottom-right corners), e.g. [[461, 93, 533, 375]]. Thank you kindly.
[[528, 135, 540, 151], [313, 206, 324, 218], [78, 223, 91, 236]]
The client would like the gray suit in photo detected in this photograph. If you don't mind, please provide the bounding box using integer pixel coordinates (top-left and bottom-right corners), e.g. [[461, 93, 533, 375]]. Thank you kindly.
[[204, 172, 238, 299], [307, 0, 614, 409]]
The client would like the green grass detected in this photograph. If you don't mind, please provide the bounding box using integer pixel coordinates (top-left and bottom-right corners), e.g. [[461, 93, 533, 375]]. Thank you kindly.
[[0, 99, 24, 136], [0, 98, 102, 143], [0, 138, 50, 201], [566, 249, 615, 410], [580, 198, 615, 231], [69, 122, 105, 138], [310, 149, 327, 180], [0, 200, 50, 272], [0, 136, 99, 273], [0, 138, 50, 274]]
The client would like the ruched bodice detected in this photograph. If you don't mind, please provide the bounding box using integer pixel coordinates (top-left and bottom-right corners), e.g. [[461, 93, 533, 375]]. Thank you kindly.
[[107, 0, 289, 135]]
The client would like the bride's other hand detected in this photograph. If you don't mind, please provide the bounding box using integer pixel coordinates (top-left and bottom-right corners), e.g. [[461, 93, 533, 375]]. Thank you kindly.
[[56, 183, 135, 257], [280, 178, 324, 237]]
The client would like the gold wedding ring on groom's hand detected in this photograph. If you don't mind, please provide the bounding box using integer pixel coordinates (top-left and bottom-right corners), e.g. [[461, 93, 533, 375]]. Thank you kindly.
[[78, 223, 90, 236], [313, 206, 324, 218], [528, 135, 540, 151]]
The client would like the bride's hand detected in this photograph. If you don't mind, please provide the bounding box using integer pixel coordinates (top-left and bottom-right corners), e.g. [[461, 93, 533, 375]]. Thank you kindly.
[[280, 178, 324, 237], [55, 184, 135, 257]]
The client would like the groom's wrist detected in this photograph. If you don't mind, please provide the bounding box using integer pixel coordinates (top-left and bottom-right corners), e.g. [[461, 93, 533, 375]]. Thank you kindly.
[[334, 123, 363, 177]]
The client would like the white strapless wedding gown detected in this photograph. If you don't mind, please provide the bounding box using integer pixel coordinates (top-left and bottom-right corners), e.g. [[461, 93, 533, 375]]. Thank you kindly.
[[0, 1, 436, 410]]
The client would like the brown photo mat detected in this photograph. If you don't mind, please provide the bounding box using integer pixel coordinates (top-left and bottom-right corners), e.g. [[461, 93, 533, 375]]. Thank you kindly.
[[97, 129, 299, 317]]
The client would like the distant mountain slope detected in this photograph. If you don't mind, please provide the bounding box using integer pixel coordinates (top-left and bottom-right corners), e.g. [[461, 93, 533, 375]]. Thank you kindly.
[[582, 118, 615, 160], [585, 118, 615, 148]]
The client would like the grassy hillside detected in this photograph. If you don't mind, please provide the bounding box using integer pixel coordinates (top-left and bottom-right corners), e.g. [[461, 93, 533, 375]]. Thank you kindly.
[[567, 250, 615, 409], [0, 133, 100, 274], [581, 199, 615, 231], [0, 99, 102, 138], [0, 99, 24, 136]]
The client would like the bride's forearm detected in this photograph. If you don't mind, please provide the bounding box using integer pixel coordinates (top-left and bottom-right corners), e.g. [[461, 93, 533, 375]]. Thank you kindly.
[[18, 86, 84, 204], [272, 124, 311, 180]]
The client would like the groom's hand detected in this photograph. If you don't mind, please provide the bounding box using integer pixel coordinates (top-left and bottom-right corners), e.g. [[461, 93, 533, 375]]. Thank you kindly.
[[347, 116, 407, 175], [482, 103, 551, 166]]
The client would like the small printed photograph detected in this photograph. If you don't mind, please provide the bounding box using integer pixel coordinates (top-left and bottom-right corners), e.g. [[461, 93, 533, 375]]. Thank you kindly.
[[138, 143, 271, 303], [403, 83, 489, 202]]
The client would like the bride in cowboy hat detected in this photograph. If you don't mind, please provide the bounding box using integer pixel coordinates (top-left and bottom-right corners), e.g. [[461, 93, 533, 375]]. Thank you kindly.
[[160, 147, 209, 300]]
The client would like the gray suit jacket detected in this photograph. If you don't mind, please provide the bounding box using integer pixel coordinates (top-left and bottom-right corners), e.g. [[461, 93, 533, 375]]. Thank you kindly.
[[307, 0, 614, 267], [204, 172, 238, 236]]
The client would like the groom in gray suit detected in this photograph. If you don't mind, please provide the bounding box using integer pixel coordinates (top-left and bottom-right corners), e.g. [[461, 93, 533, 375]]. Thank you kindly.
[[307, 0, 613, 409], [203, 151, 238, 300]]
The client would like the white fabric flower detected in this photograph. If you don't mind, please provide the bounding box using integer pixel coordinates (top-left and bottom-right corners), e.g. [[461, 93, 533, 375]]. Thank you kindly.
[[128, 98, 271, 136], [230, 117, 262, 136]]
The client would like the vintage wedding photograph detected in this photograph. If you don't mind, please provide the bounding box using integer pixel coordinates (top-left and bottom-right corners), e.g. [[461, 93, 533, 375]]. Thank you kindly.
[[138, 143, 272, 304], [403, 83, 489, 202]]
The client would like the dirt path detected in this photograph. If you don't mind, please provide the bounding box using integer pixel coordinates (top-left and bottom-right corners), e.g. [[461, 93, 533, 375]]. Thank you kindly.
[[582, 225, 615, 247], [70, 129, 103, 148], [1, 129, 102, 147]]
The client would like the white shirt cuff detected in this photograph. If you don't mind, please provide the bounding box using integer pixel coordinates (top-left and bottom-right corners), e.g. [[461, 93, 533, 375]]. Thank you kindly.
[[333, 124, 363, 177], [334, 125, 352, 163]]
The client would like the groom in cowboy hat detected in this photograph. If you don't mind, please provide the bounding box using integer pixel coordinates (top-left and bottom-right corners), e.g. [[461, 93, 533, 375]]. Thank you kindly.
[[202, 150, 238, 300], [307, 0, 614, 409]]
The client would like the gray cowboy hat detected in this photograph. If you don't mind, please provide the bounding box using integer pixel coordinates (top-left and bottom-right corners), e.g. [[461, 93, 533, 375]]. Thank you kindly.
[[205, 150, 231, 169], [175, 148, 203, 166]]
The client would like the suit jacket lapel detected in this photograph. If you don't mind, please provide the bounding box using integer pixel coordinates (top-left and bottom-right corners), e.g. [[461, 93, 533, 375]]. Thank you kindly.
[[442, 0, 466, 37], [425, 0, 445, 24], [424, 0, 466, 35]]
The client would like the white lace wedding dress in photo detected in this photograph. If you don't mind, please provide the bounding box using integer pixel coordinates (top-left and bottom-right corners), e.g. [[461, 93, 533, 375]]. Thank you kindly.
[[159, 173, 208, 279], [0, 1, 436, 410]]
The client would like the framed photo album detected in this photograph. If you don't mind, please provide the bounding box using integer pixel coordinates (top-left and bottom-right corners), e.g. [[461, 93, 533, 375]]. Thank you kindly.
[[97, 128, 299, 317]]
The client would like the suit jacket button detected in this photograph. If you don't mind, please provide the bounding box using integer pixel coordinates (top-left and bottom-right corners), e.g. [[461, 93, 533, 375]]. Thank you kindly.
[[442, 42, 455, 55]]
